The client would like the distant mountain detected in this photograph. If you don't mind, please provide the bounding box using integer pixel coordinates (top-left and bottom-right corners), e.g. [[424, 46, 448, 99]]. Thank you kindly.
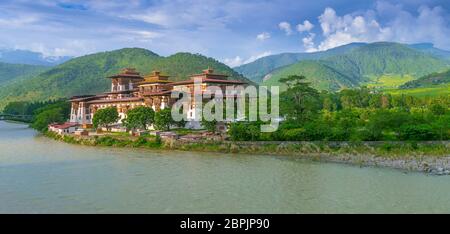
[[262, 42, 449, 91], [408, 43, 450, 61], [400, 69, 450, 89], [0, 48, 252, 109], [235, 42, 450, 85], [234, 42, 366, 83], [0, 49, 72, 66], [0, 62, 48, 86]]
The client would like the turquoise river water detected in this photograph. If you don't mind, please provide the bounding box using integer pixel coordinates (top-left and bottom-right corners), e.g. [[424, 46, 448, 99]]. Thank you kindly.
[[1, 121, 450, 213]]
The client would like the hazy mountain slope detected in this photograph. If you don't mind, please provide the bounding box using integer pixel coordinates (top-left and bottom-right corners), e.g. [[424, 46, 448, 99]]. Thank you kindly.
[[408, 43, 450, 61], [235, 42, 450, 85], [0, 48, 252, 109], [262, 60, 357, 91], [234, 43, 366, 83], [0, 49, 71, 66], [263, 42, 449, 91], [400, 69, 450, 89], [0, 62, 48, 86]]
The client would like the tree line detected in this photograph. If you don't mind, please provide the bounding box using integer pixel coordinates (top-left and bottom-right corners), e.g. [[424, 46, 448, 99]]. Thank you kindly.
[[229, 75, 450, 141], [4, 74, 448, 142]]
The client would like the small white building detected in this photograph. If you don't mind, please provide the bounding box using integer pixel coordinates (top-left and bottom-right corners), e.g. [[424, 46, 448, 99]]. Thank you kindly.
[[48, 122, 79, 134]]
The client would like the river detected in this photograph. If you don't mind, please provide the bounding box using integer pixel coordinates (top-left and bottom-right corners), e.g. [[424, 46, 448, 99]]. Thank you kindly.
[[1, 121, 450, 213]]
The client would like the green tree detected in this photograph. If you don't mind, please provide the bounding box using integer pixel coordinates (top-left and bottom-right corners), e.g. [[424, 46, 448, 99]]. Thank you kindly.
[[430, 103, 447, 116], [154, 108, 174, 131], [31, 108, 65, 132], [279, 75, 320, 122], [228, 122, 261, 141], [431, 113, 450, 140], [92, 107, 119, 130], [123, 106, 155, 131]]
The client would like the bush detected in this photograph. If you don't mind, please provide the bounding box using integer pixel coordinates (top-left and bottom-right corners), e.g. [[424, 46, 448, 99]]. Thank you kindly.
[[228, 122, 261, 141], [282, 128, 306, 141], [399, 124, 438, 141]]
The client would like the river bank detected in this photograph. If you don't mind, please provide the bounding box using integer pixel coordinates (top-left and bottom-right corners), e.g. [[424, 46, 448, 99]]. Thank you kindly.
[[44, 131, 450, 175]]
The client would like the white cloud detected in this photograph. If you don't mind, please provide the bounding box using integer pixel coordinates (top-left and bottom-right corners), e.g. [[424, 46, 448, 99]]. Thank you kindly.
[[127, 12, 171, 27], [0, 15, 40, 27], [16, 40, 94, 57], [126, 30, 163, 42], [256, 32, 270, 41], [223, 56, 243, 67], [297, 20, 314, 32], [278, 21, 293, 35], [302, 33, 317, 52], [223, 51, 272, 67], [314, 7, 389, 51], [308, 2, 450, 52]]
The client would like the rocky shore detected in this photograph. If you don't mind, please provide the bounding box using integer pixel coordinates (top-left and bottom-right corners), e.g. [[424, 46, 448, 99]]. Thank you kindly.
[[44, 131, 450, 175]]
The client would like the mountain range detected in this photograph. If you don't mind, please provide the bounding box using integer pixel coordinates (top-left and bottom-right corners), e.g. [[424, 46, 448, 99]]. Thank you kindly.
[[235, 42, 450, 91], [0, 49, 72, 66], [0, 48, 251, 109], [0, 42, 449, 110]]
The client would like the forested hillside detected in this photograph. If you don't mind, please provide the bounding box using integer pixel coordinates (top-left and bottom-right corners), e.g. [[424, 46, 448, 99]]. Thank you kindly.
[[0, 62, 48, 86], [0, 48, 251, 109], [262, 42, 449, 91], [400, 69, 450, 89], [262, 60, 357, 91], [234, 42, 365, 83]]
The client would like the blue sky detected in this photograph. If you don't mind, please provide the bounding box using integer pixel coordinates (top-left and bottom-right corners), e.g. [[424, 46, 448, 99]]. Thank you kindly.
[[0, 0, 449, 67]]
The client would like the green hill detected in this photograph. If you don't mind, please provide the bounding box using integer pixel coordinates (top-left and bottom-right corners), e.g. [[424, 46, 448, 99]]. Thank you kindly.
[[0, 48, 252, 110], [400, 69, 450, 89], [263, 42, 449, 91], [323, 42, 448, 79], [408, 43, 450, 61], [262, 60, 357, 91], [0, 62, 48, 86], [234, 42, 365, 83]]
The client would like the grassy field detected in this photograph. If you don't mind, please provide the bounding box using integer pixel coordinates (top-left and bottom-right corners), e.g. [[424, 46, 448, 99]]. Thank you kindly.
[[386, 83, 450, 97], [365, 74, 415, 89]]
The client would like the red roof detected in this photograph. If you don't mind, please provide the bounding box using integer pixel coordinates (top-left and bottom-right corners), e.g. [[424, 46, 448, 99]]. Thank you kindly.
[[141, 90, 172, 96], [107, 74, 143, 79], [170, 78, 246, 86], [86, 97, 144, 104], [70, 94, 108, 102], [104, 88, 139, 94], [49, 122, 78, 129], [107, 68, 143, 79]]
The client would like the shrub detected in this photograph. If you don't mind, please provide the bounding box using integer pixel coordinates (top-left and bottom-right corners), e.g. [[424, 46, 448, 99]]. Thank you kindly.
[[399, 124, 438, 141]]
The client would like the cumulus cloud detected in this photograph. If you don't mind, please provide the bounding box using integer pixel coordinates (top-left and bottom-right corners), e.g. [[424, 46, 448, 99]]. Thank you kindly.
[[256, 32, 270, 41], [223, 56, 244, 67], [308, 2, 450, 52], [297, 20, 314, 32], [278, 21, 293, 35], [314, 7, 389, 51], [302, 33, 317, 52], [223, 51, 272, 67]]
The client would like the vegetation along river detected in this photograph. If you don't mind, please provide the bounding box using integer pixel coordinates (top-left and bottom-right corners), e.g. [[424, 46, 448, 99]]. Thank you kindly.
[[1, 121, 450, 213]]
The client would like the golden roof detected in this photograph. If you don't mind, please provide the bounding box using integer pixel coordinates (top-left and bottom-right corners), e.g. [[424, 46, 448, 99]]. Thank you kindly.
[[137, 70, 172, 85]]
